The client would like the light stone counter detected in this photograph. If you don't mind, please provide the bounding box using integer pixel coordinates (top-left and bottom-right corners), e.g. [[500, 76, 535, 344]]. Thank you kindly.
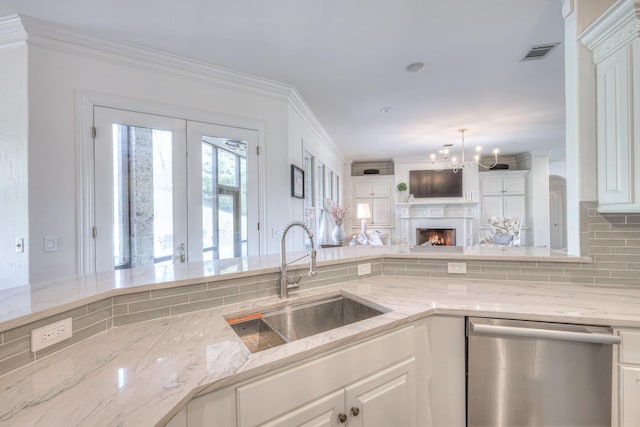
[[1, 274, 638, 427], [0, 245, 588, 330]]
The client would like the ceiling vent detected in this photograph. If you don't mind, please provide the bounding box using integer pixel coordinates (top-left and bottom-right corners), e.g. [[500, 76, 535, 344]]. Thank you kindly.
[[521, 43, 560, 61]]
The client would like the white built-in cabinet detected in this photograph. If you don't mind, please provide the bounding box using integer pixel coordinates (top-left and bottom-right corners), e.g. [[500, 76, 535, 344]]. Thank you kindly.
[[581, 0, 640, 212], [479, 170, 529, 245], [182, 316, 465, 427], [351, 176, 394, 232], [613, 328, 640, 427]]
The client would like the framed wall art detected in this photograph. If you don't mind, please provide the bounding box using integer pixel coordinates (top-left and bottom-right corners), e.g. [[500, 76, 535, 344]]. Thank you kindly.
[[291, 164, 305, 199]]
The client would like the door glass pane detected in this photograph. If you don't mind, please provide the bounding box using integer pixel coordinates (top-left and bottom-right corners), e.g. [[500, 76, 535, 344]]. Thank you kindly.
[[112, 124, 174, 269], [218, 193, 235, 259], [240, 157, 247, 255], [218, 149, 237, 187], [202, 143, 216, 261], [201, 137, 247, 261]]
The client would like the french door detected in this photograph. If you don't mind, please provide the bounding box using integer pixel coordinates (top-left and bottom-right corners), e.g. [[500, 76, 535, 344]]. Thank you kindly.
[[186, 121, 260, 263], [93, 107, 260, 273]]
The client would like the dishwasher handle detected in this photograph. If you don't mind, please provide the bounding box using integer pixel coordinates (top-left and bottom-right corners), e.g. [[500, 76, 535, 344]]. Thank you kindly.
[[469, 322, 621, 345]]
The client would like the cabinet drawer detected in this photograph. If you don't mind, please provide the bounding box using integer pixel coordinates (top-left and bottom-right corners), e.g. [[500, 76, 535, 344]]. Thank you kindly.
[[236, 325, 415, 427], [621, 330, 640, 364]]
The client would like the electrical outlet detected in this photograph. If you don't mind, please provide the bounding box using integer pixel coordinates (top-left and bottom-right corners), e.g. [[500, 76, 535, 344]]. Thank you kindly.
[[31, 318, 72, 352], [357, 263, 372, 276], [447, 262, 467, 274]]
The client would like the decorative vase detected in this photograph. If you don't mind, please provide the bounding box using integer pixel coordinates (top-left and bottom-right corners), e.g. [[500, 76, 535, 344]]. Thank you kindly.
[[332, 223, 345, 243], [399, 190, 408, 203]]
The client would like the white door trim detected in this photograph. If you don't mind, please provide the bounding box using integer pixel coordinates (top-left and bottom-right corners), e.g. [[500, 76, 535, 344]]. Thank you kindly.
[[77, 90, 266, 274]]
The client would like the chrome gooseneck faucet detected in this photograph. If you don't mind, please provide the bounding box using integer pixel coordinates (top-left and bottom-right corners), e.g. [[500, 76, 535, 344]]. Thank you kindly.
[[280, 220, 317, 298]]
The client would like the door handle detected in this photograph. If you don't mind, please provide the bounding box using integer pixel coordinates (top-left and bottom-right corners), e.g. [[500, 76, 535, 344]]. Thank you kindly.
[[178, 243, 186, 263], [469, 323, 620, 345]]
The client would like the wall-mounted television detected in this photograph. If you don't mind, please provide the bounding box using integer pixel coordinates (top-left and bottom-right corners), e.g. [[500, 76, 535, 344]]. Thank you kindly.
[[409, 169, 463, 198]]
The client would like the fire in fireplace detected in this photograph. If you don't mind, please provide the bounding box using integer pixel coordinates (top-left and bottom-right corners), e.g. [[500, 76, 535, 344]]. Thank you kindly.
[[416, 228, 456, 246]]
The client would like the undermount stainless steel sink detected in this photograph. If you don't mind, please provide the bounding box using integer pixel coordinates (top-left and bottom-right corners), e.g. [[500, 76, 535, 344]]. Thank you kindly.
[[227, 295, 387, 353]]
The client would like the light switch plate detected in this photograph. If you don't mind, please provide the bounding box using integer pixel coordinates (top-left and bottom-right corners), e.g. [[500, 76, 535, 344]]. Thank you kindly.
[[447, 262, 467, 274], [15, 238, 24, 253], [357, 263, 372, 276]]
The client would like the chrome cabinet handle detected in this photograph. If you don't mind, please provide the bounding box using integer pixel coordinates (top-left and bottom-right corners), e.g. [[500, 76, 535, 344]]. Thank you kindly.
[[469, 323, 621, 345]]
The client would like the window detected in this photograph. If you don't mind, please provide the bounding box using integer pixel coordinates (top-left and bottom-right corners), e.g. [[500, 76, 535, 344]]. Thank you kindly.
[[201, 137, 247, 261]]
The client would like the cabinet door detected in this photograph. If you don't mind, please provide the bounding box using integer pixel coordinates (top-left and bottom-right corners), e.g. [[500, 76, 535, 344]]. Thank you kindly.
[[597, 46, 632, 206], [187, 386, 236, 427], [503, 176, 525, 194], [620, 365, 640, 427], [503, 195, 526, 223], [354, 182, 374, 198], [480, 195, 503, 225], [345, 358, 415, 427], [480, 177, 505, 195], [371, 181, 391, 197], [371, 198, 391, 227], [262, 390, 345, 427]]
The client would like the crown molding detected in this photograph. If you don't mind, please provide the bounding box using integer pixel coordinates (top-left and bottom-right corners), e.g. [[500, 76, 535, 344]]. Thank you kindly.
[[16, 14, 294, 100], [0, 14, 27, 48], [288, 88, 341, 159], [580, 0, 640, 63], [0, 14, 337, 156]]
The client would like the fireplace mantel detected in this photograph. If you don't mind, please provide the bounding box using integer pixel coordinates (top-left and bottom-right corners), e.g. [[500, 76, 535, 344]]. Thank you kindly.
[[397, 203, 477, 247], [397, 203, 476, 219]]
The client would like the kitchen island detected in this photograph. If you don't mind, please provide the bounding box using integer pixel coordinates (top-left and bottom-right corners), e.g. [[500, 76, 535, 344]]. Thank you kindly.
[[3, 246, 637, 426]]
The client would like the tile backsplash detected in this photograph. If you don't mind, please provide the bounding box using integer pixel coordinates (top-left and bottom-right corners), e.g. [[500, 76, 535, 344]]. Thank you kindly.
[[2, 207, 640, 377]]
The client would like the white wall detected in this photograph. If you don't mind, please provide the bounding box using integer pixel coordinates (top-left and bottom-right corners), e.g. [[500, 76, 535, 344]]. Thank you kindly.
[[0, 43, 28, 288], [21, 28, 333, 282], [549, 159, 566, 177], [523, 153, 551, 247], [286, 103, 343, 250], [563, 0, 600, 255]]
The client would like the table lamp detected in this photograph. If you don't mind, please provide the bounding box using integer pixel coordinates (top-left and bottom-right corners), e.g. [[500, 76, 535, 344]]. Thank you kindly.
[[357, 203, 372, 235]]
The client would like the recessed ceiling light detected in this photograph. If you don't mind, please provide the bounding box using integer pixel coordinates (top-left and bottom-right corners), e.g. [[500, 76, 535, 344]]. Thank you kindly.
[[406, 62, 425, 72], [380, 107, 393, 113]]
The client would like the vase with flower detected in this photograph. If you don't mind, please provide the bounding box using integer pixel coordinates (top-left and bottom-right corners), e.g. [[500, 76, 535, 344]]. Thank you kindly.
[[328, 202, 348, 244]]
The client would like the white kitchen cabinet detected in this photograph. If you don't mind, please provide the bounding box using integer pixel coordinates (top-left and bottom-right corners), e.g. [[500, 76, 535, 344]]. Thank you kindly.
[[581, 0, 640, 212], [620, 366, 640, 427], [187, 384, 236, 426], [613, 329, 640, 427], [262, 390, 344, 427], [186, 325, 416, 427], [165, 408, 187, 427], [183, 315, 466, 427], [345, 359, 415, 427], [351, 176, 394, 230], [479, 170, 529, 244], [353, 179, 392, 199]]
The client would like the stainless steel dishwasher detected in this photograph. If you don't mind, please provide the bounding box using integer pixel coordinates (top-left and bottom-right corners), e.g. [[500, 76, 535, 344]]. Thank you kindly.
[[467, 317, 620, 427]]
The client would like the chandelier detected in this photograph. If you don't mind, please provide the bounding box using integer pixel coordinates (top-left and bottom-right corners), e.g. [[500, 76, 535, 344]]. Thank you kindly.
[[429, 129, 500, 173]]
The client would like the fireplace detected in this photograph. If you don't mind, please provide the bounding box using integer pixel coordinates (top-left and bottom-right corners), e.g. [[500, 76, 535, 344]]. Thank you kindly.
[[416, 228, 456, 246]]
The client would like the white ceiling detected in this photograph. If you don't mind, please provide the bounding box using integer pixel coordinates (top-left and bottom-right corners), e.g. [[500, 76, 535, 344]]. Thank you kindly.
[[0, 0, 566, 162]]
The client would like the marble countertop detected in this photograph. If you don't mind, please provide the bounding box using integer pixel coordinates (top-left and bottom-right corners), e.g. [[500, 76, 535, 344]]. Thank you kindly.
[[1, 274, 638, 427], [0, 245, 588, 330]]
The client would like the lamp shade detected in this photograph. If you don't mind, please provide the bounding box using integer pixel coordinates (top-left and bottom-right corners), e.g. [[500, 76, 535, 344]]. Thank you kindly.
[[357, 203, 371, 219]]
